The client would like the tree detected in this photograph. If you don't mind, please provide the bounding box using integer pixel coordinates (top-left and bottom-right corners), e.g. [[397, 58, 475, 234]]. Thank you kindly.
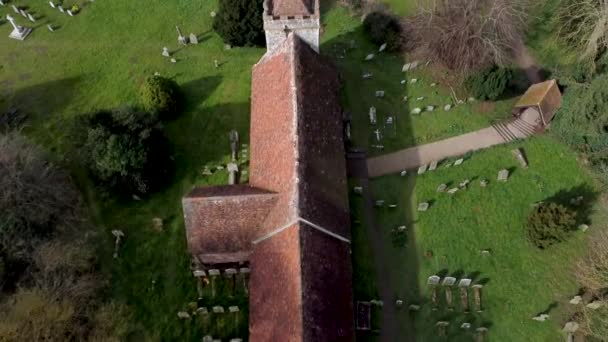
[[140, 75, 182, 118], [526, 202, 577, 249], [78, 108, 172, 195], [0, 133, 79, 289], [557, 0, 608, 62], [413, 0, 529, 72], [212, 0, 265, 47], [465, 65, 513, 100], [363, 11, 403, 52]]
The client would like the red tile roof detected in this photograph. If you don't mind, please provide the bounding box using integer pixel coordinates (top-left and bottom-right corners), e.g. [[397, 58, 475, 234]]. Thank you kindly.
[[270, 0, 315, 16], [182, 33, 354, 341]]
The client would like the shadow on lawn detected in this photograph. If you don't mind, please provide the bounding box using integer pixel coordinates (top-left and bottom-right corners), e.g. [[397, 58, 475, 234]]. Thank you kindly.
[[544, 184, 598, 225], [0, 76, 82, 122], [323, 25, 427, 341]]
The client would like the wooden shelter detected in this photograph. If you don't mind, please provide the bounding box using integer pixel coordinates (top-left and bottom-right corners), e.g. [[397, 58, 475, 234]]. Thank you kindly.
[[513, 79, 561, 126]]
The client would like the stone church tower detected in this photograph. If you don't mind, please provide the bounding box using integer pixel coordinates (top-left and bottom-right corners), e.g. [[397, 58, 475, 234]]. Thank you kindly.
[[263, 0, 320, 52]]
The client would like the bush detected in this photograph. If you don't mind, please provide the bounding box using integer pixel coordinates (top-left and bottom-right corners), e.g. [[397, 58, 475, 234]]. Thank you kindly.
[[212, 0, 264, 47], [465, 65, 513, 100], [78, 108, 172, 195], [140, 76, 182, 117], [363, 11, 402, 52], [526, 202, 577, 249]]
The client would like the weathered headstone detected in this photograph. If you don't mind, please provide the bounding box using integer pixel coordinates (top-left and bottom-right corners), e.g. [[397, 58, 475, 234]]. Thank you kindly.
[[459, 179, 470, 189], [429, 161, 438, 171], [400, 170, 407, 177], [417, 164, 428, 175], [410, 78, 418, 84], [532, 313, 550, 321], [569, 295, 582, 305], [47, 24, 55, 32], [444, 104, 452, 111], [365, 53, 375, 61], [152, 217, 164, 231], [177, 311, 191, 319], [6, 14, 32, 41], [587, 301, 603, 310], [461, 322, 471, 330], [375, 200, 385, 207], [458, 278, 472, 313], [378, 43, 387, 52], [426, 105, 435, 112], [67, 10, 74, 16], [442, 277, 456, 310], [11, 5, 19, 14], [418, 202, 429, 212], [27, 13, 35, 22], [578, 224, 589, 232], [58, 5, 65, 12], [416, 96, 424, 101], [111, 230, 124, 259], [447, 188, 459, 195], [375, 90, 385, 97], [189, 33, 198, 44], [497, 169, 509, 182], [436, 321, 449, 337], [472, 284, 484, 312], [476, 327, 488, 342], [49, 1, 56, 8], [353, 186, 363, 194], [369, 107, 377, 124], [362, 73, 372, 79], [162, 46, 171, 57], [437, 184, 447, 192], [480, 179, 488, 187], [411, 107, 422, 115], [428, 275, 440, 310], [454, 158, 464, 166], [511, 148, 528, 168]]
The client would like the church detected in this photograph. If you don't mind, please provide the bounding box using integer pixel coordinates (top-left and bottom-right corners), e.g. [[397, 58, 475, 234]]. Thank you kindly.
[[181, 0, 355, 340]]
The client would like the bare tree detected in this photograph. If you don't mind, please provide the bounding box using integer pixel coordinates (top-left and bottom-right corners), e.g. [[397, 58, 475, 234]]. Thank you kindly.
[[412, 0, 529, 72], [557, 0, 608, 61]]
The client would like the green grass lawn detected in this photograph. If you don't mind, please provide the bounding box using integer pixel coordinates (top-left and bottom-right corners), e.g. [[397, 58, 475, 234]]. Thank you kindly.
[[1, 1, 260, 340], [321, 6, 515, 156], [353, 135, 600, 340]]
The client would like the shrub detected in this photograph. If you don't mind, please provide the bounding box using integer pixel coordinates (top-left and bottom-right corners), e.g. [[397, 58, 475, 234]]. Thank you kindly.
[[526, 202, 577, 249], [78, 108, 172, 195], [465, 65, 513, 100], [212, 0, 264, 47], [363, 11, 402, 52], [140, 76, 182, 117]]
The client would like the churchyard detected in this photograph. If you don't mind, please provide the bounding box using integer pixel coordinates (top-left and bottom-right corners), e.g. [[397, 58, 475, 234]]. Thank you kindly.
[[1, 0, 607, 340], [352, 136, 600, 340]]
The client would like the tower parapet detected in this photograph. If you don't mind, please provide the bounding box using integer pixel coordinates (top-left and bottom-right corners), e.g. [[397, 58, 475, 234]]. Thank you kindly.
[[263, 0, 320, 52]]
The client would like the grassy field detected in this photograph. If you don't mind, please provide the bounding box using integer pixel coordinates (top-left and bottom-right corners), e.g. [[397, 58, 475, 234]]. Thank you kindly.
[[1, 1, 260, 340], [321, 6, 515, 156], [352, 136, 601, 340]]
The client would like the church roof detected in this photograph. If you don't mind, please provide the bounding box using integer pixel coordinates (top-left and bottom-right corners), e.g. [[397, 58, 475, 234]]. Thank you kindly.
[[270, 0, 315, 16]]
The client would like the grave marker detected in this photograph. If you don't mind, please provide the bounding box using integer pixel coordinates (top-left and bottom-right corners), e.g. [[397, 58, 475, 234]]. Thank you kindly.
[[442, 277, 456, 310], [58, 5, 64, 12], [428, 275, 440, 310], [437, 184, 447, 192], [454, 158, 464, 166], [497, 169, 509, 182], [472, 284, 484, 312], [369, 107, 377, 124], [49, 1, 56, 8], [375, 90, 385, 97], [436, 321, 449, 337], [189, 33, 198, 44], [429, 160, 438, 171], [458, 278, 472, 313], [365, 53, 375, 61], [418, 202, 429, 212], [417, 165, 428, 175], [400, 170, 407, 177], [411, 107, 422, 115]]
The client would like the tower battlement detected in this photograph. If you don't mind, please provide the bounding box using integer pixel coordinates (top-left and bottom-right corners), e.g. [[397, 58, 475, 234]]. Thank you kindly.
[[263, 0, 320, 52]]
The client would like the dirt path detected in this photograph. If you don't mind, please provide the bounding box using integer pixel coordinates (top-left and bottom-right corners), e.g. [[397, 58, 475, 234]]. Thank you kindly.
[[367, 116, 538, 177]]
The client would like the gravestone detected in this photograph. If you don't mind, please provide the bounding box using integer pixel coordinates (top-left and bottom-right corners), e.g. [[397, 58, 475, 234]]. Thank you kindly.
[[447, 188, 459, 195], [418, 202, 429, 212], [353, 186, 363, 194], [378, 43, 387, 52], [417, 165, 428, 175], [436, 321, 449, 337], [362, 73, 372, 79], [11, 5, 19, 13], [58, 5, 64, 12], [459, 179, 470, 189], [437, 184, 447, 192], [49, 1, 56, 8], [19, 9, 26, 17], [214, 59, 219, 68], [162, 46, 171, 56], [365, 53, 375, 61], [532, 313, 550, 321], [578, 224, 589, 232], [224, 44, 232, 50], [430, 83, 437, 87], [170, 58, 177, 63], [444, 104, 452, 111], [0, 0, 5, 6], [497, 169, 509, 182], [375, 90, 385, 97], [176, 25, 188, 45], [454, 158, 464, 166], [442, 277, 456, 310], [197, 307, 208, 315], [411, 108, 422, 115], [416, 96, 424, 101], [428, 275, 440, 310], [189, 33, 198, 44], [400, 170, 407, 177], [410, 79, 418, 84], [408, 304, 420, 311], [402, 61, 419, 72], [27, 13, 35, 22], [208, 269, 220, 297], [375, 200, 385, 207], [476, 327, 488, 342], [569, 295, 582, 305], [388, 204, 397, 208], [480, 179, 488, 187], [177, 311, 191, 319], [429, 161, 438, 171], [202, 336, 213, 342], [369, 107, 377, 124], [6, 14, 32, 40], [240, 267, 250, 294], [212, 306, 224, 313], [426, 106, 435, 112], [511, 148, 528, 168], [152, 217, 163, 231], [47, 24, 55, 32], [461, 322, 471, 330], [397, 225, 406, 231], [472, 284, 484, 312], [67, 10, 74, 16], [563, 321, 579, 342], [403, 96, 409, 102], [587, 301, 603, 310], [458, 279, 472, 313]]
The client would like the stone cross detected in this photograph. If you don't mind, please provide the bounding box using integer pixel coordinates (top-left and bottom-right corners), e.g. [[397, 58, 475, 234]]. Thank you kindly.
[[373, 129, 381, 142], [6, 15, 21, 32], [111, 230, 125, 259]]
